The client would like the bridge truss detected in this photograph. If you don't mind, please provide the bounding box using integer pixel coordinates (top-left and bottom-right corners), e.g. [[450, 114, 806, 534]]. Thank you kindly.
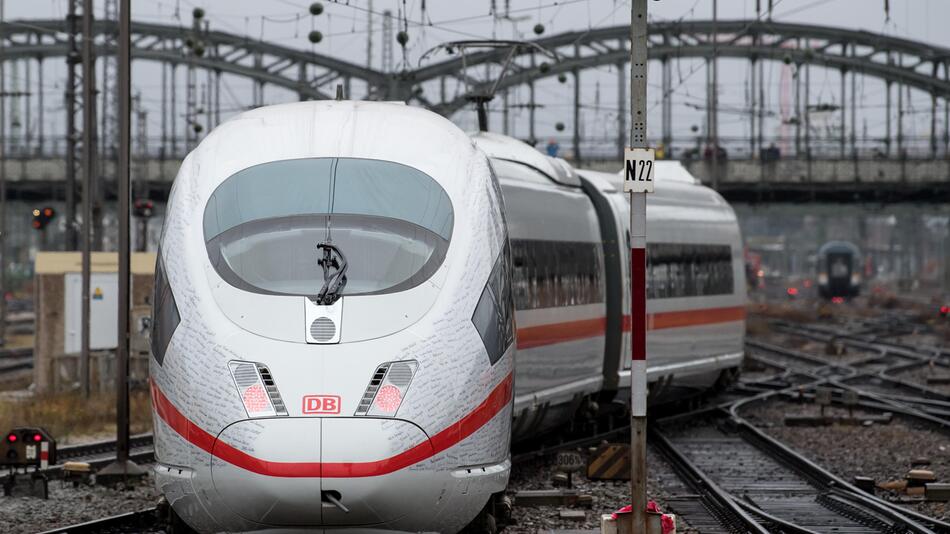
[[0, 16, 948, 201]]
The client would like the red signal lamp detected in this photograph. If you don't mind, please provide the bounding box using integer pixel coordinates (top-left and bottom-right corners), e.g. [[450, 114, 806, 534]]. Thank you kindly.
[[33, 433, 42, 442], [7, 433, 16, 443], [940, 305, 949, 317], [786, 287, 799, 296]]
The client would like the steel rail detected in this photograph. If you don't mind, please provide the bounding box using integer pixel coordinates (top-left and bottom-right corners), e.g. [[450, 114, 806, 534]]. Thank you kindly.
[[649, 418, 772, 534], [733, 416, 947, 533], [38, 506, 161, 534]]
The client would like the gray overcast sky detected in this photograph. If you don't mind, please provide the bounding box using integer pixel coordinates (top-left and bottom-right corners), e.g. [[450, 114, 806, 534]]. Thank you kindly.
[[3, 1, 949, 158]]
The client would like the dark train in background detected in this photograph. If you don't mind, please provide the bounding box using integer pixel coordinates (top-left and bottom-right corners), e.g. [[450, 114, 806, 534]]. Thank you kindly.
[[817, 240, 862, 300]]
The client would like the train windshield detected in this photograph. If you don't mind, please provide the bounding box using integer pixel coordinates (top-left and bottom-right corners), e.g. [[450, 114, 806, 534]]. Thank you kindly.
[[203, 158, 453, 297]]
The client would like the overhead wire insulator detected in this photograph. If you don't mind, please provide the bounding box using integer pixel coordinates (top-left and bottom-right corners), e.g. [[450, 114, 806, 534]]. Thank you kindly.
[[396, 31, 409, 47]]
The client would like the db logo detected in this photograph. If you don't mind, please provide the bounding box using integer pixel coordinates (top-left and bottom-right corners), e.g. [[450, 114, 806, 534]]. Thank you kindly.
[[302, 395, 341, 414]]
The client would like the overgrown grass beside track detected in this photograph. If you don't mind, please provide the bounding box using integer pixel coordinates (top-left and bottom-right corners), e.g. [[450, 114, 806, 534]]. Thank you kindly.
[[0, 390, 152, 444]]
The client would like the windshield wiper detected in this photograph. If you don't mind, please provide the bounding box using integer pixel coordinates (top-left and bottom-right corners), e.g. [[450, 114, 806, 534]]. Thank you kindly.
[[316, 242, 348, 305]]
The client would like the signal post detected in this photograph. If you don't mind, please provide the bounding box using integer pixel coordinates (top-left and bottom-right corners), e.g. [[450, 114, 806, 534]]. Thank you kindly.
[[624, 0, 654, 532]]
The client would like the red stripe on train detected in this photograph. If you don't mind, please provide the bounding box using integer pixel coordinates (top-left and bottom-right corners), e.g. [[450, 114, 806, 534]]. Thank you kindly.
[[516, 305, 746, 350], [149, 373, 513, 478]]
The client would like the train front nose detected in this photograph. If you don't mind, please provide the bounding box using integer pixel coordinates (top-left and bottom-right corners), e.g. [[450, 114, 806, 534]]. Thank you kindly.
[[210, 416, 441, 528]]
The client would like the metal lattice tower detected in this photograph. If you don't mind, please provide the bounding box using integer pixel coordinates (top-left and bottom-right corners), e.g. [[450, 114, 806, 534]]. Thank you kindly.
[[63, 0, 87, 250], [366, 0, 373, 69], [10, 61, 21, 153], [382, 10, 394, 74], [101, 0, 118, 164], [184, 14, 204, 150], [133, 92, 148, 188]]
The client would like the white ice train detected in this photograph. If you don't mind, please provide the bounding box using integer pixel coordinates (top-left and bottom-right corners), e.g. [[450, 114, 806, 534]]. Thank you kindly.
[[150, 101, 745, 533]]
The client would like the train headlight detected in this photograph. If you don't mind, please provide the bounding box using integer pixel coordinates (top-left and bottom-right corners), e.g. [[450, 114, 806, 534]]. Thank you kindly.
[[850, 273, 861, 286], [229, 361, 289, 418], [818, 273, 828, 285], [354, 360, 418, 417]]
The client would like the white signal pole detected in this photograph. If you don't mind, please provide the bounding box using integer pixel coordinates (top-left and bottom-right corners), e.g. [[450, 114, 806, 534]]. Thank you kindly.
[[624, 0, 653, 532]]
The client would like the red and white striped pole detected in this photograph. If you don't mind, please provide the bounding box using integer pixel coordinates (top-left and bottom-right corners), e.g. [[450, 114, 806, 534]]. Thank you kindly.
[[40, 441, 49, 470], [626, 0, 653, 532]]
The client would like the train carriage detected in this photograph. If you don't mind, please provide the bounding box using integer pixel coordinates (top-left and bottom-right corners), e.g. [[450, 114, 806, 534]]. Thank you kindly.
[[817, 240, 862, 300], [472, 133, 746, 439], [151, 102, 746, 533]]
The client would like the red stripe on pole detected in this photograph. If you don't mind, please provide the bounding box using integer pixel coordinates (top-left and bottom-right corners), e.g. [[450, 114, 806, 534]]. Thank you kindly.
[[631, 247, 647, 361]]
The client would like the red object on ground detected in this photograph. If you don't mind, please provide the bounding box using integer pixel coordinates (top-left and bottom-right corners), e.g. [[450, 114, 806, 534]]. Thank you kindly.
[[611, 501, 675, 534]]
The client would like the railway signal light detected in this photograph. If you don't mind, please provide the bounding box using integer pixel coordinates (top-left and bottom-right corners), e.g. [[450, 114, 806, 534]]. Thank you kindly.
[[2, 427, 56, 468], [31, 206, 55, 230], [133, 199, 154, 218], [940, 305, 949, 318]]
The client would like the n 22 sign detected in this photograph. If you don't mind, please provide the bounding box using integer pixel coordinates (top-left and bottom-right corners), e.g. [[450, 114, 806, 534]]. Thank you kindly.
[[623, 148, 655, 193]]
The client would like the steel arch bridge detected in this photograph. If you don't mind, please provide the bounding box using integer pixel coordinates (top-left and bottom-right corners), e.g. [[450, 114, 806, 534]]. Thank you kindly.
[[4, 18, 948, 107], [0, 19, 385, 100], [4, 16, 949, 167], [418, 19, 950, 112]]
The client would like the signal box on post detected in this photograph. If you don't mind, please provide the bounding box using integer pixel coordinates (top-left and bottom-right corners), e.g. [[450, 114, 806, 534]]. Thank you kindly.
[[3, 427, 56, 469], [31, 207, 56, 230]]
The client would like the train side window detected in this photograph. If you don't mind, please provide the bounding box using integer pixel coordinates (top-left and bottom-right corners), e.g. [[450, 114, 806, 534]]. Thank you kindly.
[[151, 250, 180, 366], [509, 239, 604, 310], [472, 242, 515, 365], [646, 243, 733, 298]]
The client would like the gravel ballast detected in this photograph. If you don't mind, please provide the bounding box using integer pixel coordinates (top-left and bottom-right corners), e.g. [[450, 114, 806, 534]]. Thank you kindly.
[[0, 471, 159, 533], [506, 446, 699, 533], [742, 399, 950, 521]]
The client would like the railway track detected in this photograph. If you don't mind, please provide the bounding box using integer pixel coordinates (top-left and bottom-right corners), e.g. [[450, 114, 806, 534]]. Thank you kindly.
[[654, 408, 948, 534], [0, 346, 34, 376], [38, 506, 163, 534], [651, 322, 950, 533], [28, 434, 157, 478]]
